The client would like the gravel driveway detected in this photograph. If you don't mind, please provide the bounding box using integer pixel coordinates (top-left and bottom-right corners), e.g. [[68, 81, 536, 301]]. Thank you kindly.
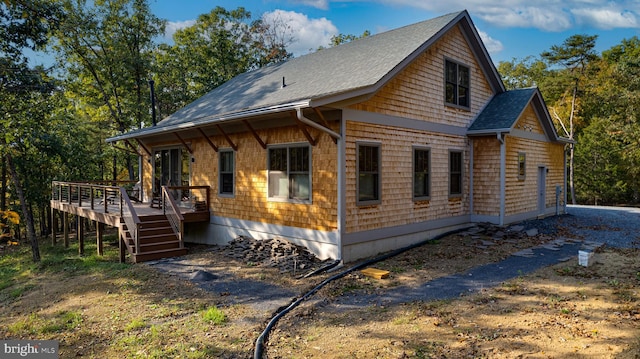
[[331, 204, 640, 308]]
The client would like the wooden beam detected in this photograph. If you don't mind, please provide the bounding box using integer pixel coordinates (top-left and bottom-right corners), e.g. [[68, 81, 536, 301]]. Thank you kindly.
[[174, 132, 193, 154], [290, 112, 316, 146], [112, 144, 138, 155], [313, 108, 337, 144], [135, 138, 152, 156], [96, 222, 104, 256], [197, 128, 218, 152], [216, 124, 238, 151], [123, 139, 142, 156], [243, 120, 266, 149]]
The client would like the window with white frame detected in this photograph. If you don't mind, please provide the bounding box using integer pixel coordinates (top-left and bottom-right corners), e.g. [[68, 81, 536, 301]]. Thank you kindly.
[[357, 143, 380, 204], [413, 147, 430, 200], [268, 145, 311, 201], [219, 150, 234, 195], [449, 150, 463, 196], [445, 59, 470, 108]]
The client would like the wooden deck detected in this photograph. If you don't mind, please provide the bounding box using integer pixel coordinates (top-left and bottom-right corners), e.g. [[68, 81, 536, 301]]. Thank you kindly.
[[51, 182, 210, 262]]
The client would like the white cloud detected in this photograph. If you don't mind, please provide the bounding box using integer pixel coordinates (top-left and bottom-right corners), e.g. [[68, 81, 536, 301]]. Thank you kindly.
[[164, 20, 196, 41], [478, 30, 504, 54], [324, 0, 640, 31], [571, 7, 638, 29], [288, 0, 330, 10], [262, 10, 338, 56]]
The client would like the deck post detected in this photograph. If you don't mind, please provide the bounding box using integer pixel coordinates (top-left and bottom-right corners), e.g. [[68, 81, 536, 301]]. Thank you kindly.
[[78, 217, 85, 255], [63, 212, 69, 248], [119, 235, 126, 263], [51, 208, 57, 245], [96, 221, 104, 256]]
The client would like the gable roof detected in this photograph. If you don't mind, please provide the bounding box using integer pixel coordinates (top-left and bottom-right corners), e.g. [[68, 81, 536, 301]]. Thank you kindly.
[[108, 10, 503, 142], [468, 87, 571, 143]]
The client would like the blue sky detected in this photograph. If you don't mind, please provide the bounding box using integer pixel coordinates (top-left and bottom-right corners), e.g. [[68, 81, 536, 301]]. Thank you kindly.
[[150, 0, 640, 65]]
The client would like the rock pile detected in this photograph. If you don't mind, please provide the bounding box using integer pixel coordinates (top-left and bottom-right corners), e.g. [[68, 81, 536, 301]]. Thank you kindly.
[[218, 236, 322, 274]]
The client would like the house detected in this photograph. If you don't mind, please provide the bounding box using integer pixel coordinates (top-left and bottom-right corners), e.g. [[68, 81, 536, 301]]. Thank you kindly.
[[77, 10, 569, 262]]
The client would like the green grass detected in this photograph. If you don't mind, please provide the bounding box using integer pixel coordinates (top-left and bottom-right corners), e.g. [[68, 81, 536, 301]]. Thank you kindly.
[[201, 306, 226, 325]]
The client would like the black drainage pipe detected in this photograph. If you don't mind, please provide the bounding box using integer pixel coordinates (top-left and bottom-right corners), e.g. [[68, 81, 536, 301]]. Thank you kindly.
[[253, 226, 471, 358]]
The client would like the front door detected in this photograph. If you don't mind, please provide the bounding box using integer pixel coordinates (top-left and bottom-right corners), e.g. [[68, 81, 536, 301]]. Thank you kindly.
[[537, 166, 546, 214], [153, 148, 190, 198]]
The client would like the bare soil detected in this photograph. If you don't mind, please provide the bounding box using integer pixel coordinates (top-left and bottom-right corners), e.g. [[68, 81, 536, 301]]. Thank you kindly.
[[1, 219, 639, 358]]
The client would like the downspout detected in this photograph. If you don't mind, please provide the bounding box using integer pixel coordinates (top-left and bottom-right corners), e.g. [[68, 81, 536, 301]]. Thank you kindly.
[[564, 144, 569, 213], [296, 108, 342, 141], [498, 132, 506, 226], [469, 137, 474, 219], [297, 107, 343, 261]]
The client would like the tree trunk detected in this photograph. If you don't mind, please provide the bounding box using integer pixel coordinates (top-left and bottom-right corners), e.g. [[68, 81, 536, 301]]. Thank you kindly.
[[6, 153, 40, 262], [1, 155, 6, 211]]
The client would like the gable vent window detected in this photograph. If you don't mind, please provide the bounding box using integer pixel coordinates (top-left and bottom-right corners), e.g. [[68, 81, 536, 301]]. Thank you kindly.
[[445, 59, 470, 108]]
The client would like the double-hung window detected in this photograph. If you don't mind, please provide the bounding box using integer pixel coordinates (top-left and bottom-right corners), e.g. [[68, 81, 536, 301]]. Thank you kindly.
[[445, 59, 470, 108], [449, 150, 463, 197], [413, 147, 430, 200], [357, 143, 380, 204], [219, 150, 234, 195], [268, 145, 311, 201]]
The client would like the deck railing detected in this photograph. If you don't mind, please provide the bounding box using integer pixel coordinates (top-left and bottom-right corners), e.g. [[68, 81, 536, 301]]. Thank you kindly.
[[161, 186, 184, 248], [51, 181, 141, 252]]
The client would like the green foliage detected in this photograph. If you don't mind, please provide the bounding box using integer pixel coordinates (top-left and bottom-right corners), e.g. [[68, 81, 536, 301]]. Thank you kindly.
[[201, 306, 226, 325]]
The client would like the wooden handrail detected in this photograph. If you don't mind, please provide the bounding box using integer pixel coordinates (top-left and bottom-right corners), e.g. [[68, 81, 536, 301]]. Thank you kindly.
[[119, 187, 141, 254], [161, 186, 185, 248]]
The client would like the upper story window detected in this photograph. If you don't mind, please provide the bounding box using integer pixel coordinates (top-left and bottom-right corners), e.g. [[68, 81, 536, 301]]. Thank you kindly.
[[219, 149, 235, 196], [357, 143, 381, 205], [268, 145, 311, 202], [445, 59, 470, 108]]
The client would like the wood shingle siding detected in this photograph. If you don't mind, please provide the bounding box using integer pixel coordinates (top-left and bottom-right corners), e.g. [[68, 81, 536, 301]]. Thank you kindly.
[[350, 25, 493, 128], [472, 136, 501, 216], [344, 121, 468, 233]]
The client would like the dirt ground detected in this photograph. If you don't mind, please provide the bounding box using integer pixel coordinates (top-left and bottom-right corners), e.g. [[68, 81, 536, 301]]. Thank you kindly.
[[1, 216, 640, 358]]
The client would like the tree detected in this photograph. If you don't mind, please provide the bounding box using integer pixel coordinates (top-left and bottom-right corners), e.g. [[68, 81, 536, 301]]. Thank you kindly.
[[497, 56, 549, 90], [316, 30, 371, 51], [0, 0, 62, 262], [152, 6, 292, 117], [541, 34, 598, 204], [52, 0, 165, 179]]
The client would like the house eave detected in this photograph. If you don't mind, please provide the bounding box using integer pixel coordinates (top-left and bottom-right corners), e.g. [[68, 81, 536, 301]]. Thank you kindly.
[[106, 100, 311, 143]]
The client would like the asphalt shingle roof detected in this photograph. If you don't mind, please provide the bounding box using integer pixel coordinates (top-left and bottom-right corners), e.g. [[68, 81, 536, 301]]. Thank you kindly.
[[154, 11, 463, 128], [468, 88, 537, 132]]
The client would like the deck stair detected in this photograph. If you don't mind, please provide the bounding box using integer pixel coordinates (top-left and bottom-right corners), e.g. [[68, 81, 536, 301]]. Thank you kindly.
[[120, 214, 187, 263]]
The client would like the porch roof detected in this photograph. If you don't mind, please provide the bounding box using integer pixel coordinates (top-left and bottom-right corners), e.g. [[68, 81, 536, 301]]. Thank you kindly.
[[467, 87, 572, 143], [108, 10, 504, 143]]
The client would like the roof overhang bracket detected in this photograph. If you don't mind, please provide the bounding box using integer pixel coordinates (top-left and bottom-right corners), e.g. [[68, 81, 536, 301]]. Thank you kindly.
[[296, 108, 340, 144], [134, 138, 152, 156], [112, 143, 139, 155], [197, 128, 218, 152], [243, 120, 267, 149], [313, 108, 337, 144], [216, 124, 238, 151], [174, 132, 193, 154], [290, 111, 317, 146], [123, 139, 142, 156]]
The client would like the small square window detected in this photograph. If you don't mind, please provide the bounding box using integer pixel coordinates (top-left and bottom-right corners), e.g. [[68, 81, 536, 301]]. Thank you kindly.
[[518, 152, 526, 180], [268, 145, 311, 202]]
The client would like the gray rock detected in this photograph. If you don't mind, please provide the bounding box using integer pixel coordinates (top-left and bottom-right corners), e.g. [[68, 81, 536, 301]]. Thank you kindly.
[[525, 228, 539, 237]]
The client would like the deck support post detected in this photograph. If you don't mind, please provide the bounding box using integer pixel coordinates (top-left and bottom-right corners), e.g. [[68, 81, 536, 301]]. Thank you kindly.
[[77, 217, 85, 255], [51, 208, 57, 245], [63, 212, 69, 248], [119, 235, 126, 263], [96, 221, 104, 256]]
